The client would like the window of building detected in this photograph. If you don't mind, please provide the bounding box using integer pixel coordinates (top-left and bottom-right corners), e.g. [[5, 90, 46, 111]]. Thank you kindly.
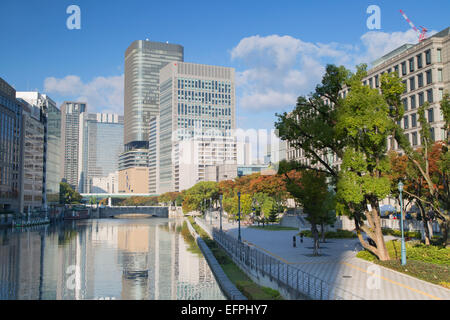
[[418, 73, 423, 87], [425, 50, 431, 64], [409, 77, 415, 91], [427, 89, 433, 103], [417, 54, 423, 68], [430, 127, 435, 141], [403, 116, 409, 129], [369, 78, 373, 88], [402, 98, 408, 111], [437, 48, 442, 63], [438, 69, 443, 82], [410, 95, 416, 109], [411, 113, 417, 127], [402, 80, 407, 93], [418, 92, 424, 106], [401, 62, 407, 75], [394, 65, 399, 75], [375, 75, 379, 88], [428, 108, 434, 123], [409, 58, 415, 72], [412, 132, 418, 146], [426, 70, 433, 84], [439, 88, 444, 101]]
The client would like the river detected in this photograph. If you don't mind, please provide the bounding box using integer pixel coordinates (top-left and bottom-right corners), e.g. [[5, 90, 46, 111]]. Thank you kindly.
[[0, 217, 226, 300]]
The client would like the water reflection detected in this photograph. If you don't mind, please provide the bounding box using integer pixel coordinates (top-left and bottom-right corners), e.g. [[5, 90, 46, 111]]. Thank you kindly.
[[0, 218, 225, 300]]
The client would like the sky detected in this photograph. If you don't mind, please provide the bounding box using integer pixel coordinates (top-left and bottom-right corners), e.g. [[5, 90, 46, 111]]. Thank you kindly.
[[1, 0, 449, 132]]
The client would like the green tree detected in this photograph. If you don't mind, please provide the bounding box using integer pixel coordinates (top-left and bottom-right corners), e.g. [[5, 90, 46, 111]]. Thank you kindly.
[[261, 196, 277, 222], [59, 182, 82, 205], [275, 64, 351, 183], [181, 181, 219, 215], [335, 65, 393, 261]]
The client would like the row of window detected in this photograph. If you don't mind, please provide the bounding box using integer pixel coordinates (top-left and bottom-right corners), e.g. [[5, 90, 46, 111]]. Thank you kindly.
[[177, 78, 232, 93], [401, 108, 434, 129], [177, 103, 232, 117], [177, 90, 232, 106], [402, 89, 437, 110], [364, 48, 443, 89]]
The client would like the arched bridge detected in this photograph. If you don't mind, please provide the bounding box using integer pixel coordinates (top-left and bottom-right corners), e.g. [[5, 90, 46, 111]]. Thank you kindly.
[[99, 206, 169, 218]]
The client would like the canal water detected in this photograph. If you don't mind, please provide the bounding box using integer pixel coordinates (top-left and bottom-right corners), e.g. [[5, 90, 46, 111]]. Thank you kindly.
[[0, 218, 226, 300]]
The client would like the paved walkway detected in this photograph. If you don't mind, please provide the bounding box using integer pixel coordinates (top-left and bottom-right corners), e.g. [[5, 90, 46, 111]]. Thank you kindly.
[[203, 215, 450, 300]]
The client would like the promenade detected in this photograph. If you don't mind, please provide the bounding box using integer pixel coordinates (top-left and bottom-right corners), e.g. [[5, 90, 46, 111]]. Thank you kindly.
[[202, 215, 450, 300]]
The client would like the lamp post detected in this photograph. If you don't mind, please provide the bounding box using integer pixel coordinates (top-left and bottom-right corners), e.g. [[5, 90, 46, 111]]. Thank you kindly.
[[398, 181, 407, 265], [209, 198, 212, 225], [219, 194, 223, 232], [238, 191, 241, 242]]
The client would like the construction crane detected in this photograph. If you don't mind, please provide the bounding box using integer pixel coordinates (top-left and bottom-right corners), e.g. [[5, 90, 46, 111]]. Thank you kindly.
[[400, 9, 428, 42]]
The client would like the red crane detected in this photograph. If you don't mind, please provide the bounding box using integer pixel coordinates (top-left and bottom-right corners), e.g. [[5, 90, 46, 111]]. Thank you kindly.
[[400, 9, 428, 42]]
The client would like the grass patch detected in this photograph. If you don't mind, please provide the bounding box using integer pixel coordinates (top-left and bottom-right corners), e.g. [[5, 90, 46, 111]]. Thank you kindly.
[[382, 228, 421, 239], [249, 225, 298, 231], [188, 217, 283, 300], [297, 229, 357, 239], [357, 240, 450, 287]]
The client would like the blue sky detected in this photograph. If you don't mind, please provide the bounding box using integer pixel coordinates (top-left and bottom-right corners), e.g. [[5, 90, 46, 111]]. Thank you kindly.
[[1, 0, 449, 131]]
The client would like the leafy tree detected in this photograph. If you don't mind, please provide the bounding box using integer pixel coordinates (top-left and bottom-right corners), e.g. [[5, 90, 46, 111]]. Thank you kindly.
[[275, 64, 351, 183], [261, 196, 277, 222], [59, 182, 82, 205], [181, 181, 219, 215], [335, 65, 393, 261]]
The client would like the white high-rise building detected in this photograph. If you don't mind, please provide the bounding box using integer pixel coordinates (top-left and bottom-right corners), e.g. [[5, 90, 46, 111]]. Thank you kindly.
[[158, 62, 236, 193]]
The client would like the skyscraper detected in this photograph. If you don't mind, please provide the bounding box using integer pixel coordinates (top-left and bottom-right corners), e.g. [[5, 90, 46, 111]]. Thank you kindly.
[[78, 113, 124, 193], [158, 62, 236, 193], [124, 40, 184, 150], [60, 101, 86, 190], [120, 40, 184, 194]]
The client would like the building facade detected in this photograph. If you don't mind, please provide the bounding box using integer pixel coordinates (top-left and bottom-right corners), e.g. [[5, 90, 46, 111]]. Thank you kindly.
[[60, 101, 86, 190], [158, 62, 236, 193], [17, 99, 45, 212], [0, 78, 22, 213], [78, 113, 124, 193], [16, 92, 61, 204]]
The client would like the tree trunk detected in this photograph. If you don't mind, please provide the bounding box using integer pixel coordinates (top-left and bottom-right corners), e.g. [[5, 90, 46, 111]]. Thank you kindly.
[[417, 201, 431, 245], [440, 220, 450, 248], [371, 208, 390, 261], [320, 223, 326, 243]]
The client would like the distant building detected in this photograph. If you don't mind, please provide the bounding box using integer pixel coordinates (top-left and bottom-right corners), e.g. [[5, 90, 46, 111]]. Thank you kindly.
[[17, 99, 45, 212], [60, 101, 87, 190], [0, 78, 22, 213], [118, 150, 150, 193], [78, 113, 123, 193], [91, 172, 119, 194], [16, 91, 61, 204], [158, 62, 236, 192], [120, 40, 184, 194]]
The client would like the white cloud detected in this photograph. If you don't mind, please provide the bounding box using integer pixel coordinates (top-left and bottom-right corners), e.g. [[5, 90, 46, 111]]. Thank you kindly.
[[44, 74, 124, 114], [231, 29, 436, 112]]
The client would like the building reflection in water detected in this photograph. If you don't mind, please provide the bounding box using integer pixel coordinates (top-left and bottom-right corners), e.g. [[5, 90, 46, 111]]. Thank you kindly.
[[0, 218, 225, 300]]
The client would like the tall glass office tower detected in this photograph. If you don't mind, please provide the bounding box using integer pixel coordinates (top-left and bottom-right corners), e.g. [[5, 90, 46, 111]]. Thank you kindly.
[[124, 40, 184, 151]]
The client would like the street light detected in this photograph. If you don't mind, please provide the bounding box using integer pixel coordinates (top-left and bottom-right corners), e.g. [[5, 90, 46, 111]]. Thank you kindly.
[[210, 197, 212, 225], [219, 194, 223, 232], [237, 191, 241, 242], [398, 181, 407, 265]]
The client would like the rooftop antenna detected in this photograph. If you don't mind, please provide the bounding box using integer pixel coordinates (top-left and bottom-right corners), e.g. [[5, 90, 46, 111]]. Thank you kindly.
[[399, 9, 428, 42]]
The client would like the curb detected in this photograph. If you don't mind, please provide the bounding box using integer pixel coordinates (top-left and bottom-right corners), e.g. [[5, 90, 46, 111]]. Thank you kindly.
[[186, 219, 247, 300]]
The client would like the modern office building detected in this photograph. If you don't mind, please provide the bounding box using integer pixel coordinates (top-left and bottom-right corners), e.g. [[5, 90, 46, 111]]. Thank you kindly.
[[0, 78, 22, 213], [78, 113, 124, 193], [158, 62, 236, 193], [286, 27, 450, 168], [60, 101, 86, 190], [120, 40, 184, 194], [91, 172, 119, 194], [124, 40, 184, 150], [16, 92, 61, 204], [17, 99, 46, 212]]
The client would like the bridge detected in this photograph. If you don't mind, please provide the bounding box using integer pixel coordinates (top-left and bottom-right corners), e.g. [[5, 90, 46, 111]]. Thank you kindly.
[[98, 206, 169, 218]]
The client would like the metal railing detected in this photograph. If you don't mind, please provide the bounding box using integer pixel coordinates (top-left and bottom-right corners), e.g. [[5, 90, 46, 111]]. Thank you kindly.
[[195, 218, 364, 300]]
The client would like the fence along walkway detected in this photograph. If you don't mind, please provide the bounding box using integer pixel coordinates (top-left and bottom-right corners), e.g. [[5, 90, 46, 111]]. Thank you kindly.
[[195, 218, 364, 300]]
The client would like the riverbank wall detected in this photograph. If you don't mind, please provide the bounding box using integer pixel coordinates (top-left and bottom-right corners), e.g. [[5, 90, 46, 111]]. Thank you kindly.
[[186, 219, 247, 300]]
